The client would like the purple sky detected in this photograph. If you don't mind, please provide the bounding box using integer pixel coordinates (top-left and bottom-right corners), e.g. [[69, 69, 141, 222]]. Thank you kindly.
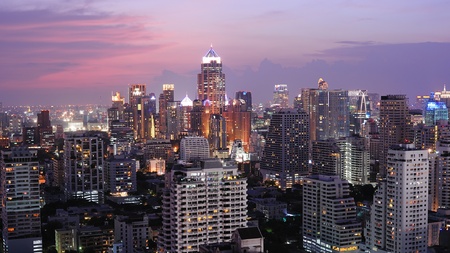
[[1, 1, 450, 106]]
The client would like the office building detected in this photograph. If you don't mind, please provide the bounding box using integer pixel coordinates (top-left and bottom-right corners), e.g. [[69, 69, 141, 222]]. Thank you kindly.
[[197, 46, 226, 114], [105, 155, 137, 193], [311, 139, 342, 176], [437, 139, 450, 209], [1, 147, 42, 253], [158, 159, 247, 253], [365, 144, 428, 253], [179, 136, 210, 162], [235, 91, 252, 112], [272, 84, 289, 108], [337, 136, 371, 185], [303, 175, 361, 253], [115, 215, 153, 253], [223, 99, 251, 152], [64, 131, 105, 203], [378, 95, 413, 177], [299, 83, 349, 141], [260, 108, 309, 188], [159, 84, 175, 138], [424, 100, 448, 126]]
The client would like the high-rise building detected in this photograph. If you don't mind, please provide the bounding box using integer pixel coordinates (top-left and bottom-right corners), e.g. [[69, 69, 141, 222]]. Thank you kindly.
[[159, 84, 175, 138], [260, 108, 309, 188], [158, 159, 247, 253], [272, 84, 289, 108], [378, 95, 413, 177], [179, 136, 210, 162], [208, 114, 227, 152], [197, 47, 226, 114], [105, 155, 137, 193], [437, 139, 450, 209], [303, 175, 361, 253], [337, 136, 371, 185], [180, 94, 193, 132], [64, 131, 105, 203], [166, 100, 181, 140], [114, 215, 153, 253], [300, 84, 349, 141], [365, 144, 428, 253], [223, 99, 251, 152], [311, 139, 342, 176], [128, 84, 150, 140], [1, 147, 42, 253], [424, 100, 448, 126], [235, 91, 252, 112]]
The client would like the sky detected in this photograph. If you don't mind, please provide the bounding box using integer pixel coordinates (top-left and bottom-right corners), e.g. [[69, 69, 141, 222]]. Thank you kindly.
[[1, 0, 450, 106]]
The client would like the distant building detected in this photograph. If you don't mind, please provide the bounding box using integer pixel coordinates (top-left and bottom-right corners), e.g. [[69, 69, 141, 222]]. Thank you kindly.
[[425, 101, 448, 126], [272, 84, 289, 108]]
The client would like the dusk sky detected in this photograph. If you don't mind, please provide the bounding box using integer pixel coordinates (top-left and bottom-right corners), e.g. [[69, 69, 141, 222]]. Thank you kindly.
[[1, 1, 450, 106]]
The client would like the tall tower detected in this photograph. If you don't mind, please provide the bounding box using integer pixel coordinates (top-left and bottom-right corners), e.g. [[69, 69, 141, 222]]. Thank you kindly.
[[272, 84, 289, 108], [303, 175, 361, 253], [159, 84, 175, 139], [128, 84, 149, 140], [379, 95, 412, 177], [64, 131, 105, 203], [365, 144, 428, 253], [1, 147, 42, 253], [158, 159, 247, 253], [260, 108, 309, 188], [197, 46, 226, 114], [235, 91, 252, 112]]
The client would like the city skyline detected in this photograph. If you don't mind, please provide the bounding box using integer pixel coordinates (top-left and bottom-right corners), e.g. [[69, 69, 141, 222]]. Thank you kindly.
[[1, 1, 450, 106]]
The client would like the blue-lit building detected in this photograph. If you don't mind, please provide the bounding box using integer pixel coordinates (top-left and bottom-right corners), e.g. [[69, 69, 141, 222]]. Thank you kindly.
[[425, 101, 448, 126]]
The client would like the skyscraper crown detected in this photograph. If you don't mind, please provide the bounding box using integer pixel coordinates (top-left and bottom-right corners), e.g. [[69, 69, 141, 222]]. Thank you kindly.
[[202, 46, 221, 64]]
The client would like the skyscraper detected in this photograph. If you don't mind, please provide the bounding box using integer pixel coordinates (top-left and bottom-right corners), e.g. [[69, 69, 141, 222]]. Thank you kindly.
[[179, 136, 210, 162], [158, 159, 247, 253], [159, 84, 175, 138], [272, 84, 289, 108], [197, 46, 226, 114], [260, 108, 309, 188], [235, 91, 252, 112], [223, 99, 251, 152], [303, 175, 361, 253], [128, 84, 149, 140], [64, 131, 105, 203], [365, 144, 428, 253], [378, 95, 413, 177], [1, 147, 42, 253], [424, 100, 448, 126], [300, 83, 349, 141]]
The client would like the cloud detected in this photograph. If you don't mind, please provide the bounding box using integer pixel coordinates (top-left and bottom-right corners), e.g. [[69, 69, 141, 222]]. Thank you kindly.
[[0, 8, 168, 91]]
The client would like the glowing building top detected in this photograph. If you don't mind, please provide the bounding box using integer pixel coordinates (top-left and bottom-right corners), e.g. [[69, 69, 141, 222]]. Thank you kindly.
[[112, 92, 124, 103], [181, 94, 193, 107], [202, 46, 221, 64]]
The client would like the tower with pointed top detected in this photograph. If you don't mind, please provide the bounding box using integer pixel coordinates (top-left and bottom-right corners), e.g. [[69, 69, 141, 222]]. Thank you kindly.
[[197, 46, 226, 114]]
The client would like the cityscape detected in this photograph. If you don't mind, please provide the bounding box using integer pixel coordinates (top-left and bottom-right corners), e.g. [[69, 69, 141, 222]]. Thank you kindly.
[[2, 1, 450, 253]]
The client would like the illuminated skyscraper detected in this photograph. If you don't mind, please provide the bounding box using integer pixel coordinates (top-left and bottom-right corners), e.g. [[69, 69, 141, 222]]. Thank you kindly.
[[223, 99, 251, 152], [128, 84, 149, 140], [235, 91, 252, 112], [272, 84, 289, 108], [378, 95, 412, 177], [197, 47, 226, 114], [64, 131, 105, 203], [1, 147, 42, 253], [260, 108, 309, 188], [424, 100, 448, 126], [159, 84, 175, 139]]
